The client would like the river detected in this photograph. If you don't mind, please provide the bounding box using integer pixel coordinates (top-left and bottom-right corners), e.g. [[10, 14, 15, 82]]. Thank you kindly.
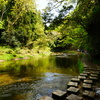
[[0, 54, 81, 100]]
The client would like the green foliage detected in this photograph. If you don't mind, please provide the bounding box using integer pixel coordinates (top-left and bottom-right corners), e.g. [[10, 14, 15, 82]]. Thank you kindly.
[[70, 0, 100, 59], [41, 0, 91, 51], [42, 0, 100, 60], [0, 54, 14, 60], [0, 0, 48, 50], [0, 21, 4, 29], [77, 60, 84, 73], [94, 60, 100, 65], [79, 53, 85, 58], [0, 0, 99, 61], [0, 45, 51, 61], [0, 46, 13, 54]]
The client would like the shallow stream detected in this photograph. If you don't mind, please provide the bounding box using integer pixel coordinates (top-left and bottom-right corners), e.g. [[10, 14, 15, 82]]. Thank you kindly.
[[0, 54, 80, 100]]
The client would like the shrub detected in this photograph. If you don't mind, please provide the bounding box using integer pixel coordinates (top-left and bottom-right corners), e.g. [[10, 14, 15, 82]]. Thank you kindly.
[[77, 60, 84, 73]]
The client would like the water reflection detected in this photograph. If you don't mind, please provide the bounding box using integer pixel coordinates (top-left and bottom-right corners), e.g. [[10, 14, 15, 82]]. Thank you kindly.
[[0, 54, 80, 100]]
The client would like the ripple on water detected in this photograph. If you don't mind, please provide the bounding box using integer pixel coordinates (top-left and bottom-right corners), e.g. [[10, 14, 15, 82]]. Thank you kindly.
[[0, 73, 74, 100]]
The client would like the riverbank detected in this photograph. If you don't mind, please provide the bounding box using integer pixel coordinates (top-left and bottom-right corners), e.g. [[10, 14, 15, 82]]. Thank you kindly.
[[0, 46, 51, 62], [0, 46, 82, 62], [0, 52, 83, 100]]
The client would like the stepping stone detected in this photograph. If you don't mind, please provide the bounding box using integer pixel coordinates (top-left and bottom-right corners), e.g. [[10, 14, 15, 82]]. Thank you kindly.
[[91, 71, 100, 75], [71, 78, 80, 83], [89, 76, 98, 80], [85, 68, 99, 71], [67, 82, 78, 87], [82, 83, 92, 90], [83, 71, 90, 74], [90, 74, 98, 77], [38, 96, 53, 100], [84, 80, 93, 84], [66, 94, 83, 100], [97, 69, 100, 71], [67, 87, 79, 94], [84, 68, 93, 70], [78, 76, 86, 81], [80, 73, 87, 76], [80, 73, 88, 77], [83, 90, 96, 98], [92, 69, 100, 71], [52, 90, 67, 100]]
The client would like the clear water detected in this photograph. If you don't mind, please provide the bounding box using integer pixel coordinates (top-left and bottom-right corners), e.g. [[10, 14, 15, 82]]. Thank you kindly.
[[0, 54, 80, 100]]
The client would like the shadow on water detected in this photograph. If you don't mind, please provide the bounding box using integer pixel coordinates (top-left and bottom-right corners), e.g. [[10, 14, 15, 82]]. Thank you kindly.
[[0, 54, 81, 100]]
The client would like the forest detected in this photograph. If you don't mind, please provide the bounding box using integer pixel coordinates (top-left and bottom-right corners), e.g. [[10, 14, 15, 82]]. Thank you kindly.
[[0, 0, 100, 61]]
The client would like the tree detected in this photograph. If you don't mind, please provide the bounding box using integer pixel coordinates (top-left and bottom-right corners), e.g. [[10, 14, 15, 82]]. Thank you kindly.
[[0, 0, 46, 49], [71, 0, 100, 59], [43, 0, 100, 59]]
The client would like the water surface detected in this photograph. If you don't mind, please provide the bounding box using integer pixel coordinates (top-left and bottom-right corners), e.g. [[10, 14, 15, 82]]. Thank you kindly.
[[0, 54, 80, 100]]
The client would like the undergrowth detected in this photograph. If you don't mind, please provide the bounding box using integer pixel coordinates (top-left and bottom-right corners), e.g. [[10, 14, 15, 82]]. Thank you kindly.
[[77, 59, 84, 73]]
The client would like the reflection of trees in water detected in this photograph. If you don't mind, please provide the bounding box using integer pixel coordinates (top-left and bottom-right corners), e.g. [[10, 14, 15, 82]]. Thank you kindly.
[[0, 55, 79, 78], [54, 55, 80, 75], [55, 55, 78, 68], [0, 55, 80, 100]]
